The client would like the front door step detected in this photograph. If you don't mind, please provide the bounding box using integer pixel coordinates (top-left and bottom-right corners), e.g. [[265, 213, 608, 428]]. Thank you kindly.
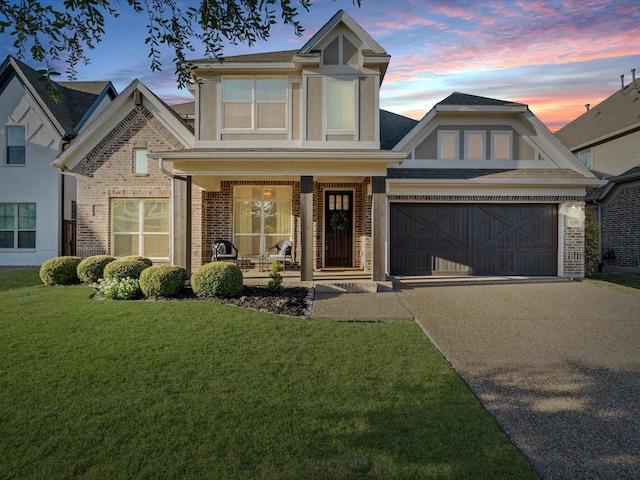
[[314, 281, 393, 293]]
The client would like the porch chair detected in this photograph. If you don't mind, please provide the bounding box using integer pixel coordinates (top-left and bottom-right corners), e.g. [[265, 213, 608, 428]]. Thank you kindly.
[[212, 239, 238, 263], [266, 240, 293, 272]]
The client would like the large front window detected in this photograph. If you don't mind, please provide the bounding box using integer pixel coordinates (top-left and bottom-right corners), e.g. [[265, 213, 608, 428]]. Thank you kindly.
[[222, 77, 287, 130], [111, 199, 169, 259], [327, 77, 355, 130], [0, 203, 36, 248], [234, 186, 291, 256]]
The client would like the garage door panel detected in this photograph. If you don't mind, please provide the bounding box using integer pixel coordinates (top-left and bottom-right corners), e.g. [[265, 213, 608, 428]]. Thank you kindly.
[[390, 203, 558, 276]]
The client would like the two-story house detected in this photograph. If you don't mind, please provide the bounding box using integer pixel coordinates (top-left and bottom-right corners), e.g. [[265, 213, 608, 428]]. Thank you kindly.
[[54, 10, 600, 279], [0, 56, 116, 266], [556, 75, 640, 272]]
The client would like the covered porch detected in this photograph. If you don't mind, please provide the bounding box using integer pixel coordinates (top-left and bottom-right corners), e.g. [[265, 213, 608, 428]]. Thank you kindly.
[[153, 149, 406, 281]]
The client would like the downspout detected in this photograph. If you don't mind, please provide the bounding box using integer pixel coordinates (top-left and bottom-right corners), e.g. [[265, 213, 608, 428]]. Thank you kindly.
[[58, 135, 75, 256]]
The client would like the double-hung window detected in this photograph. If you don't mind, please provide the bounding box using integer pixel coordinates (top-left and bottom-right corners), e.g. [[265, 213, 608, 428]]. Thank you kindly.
[[491, 131, 512, 160], [465, 131, 485, 160], [233, 186, 291, 256], [6, 126, 25, 165], [438, 131, 459, 160], [0, 203, 36, 248], [577, 148, 592, 169], [111, 199, 169, 259], [222, 77, 287, 130], [327, 77, 355, 131]]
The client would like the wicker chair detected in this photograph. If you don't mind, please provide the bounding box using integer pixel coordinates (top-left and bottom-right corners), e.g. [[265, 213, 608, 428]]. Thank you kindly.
[[212, 239, 238, 263], [265, 240, 293, 272]]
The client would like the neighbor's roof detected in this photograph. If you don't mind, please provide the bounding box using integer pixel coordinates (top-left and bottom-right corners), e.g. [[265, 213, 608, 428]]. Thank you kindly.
[[587, 165, 640, 201], [380, 110, 418, 150], [0, 56, 117, 136], [170, 101, 195, 116], [556, 81, 640, 150]]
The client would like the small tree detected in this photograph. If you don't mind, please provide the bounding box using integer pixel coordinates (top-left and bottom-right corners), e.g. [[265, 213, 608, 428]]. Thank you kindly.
[[584, 206, 600, 274], [267, 261, 284, 293]]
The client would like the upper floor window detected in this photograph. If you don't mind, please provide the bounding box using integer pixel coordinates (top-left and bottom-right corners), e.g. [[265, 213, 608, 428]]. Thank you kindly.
[[465, 131, 485, 160], [0, 203, 36, 249], [438, 131, 459, 160], [134, 149, 148, 174], [6, 126, 25, 165], [577, 148, 592, 169], [222, 77, 286, 130], [491, 131, 512, 160], [327, 78, 355, 131]]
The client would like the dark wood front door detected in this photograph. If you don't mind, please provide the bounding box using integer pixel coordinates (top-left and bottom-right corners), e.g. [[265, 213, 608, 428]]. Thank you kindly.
[[325, 191, 353, 267]]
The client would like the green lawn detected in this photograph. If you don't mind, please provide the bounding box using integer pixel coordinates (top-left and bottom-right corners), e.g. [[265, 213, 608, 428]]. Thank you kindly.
[[0, 274, 538, 480], [584, 272, 640, 297]]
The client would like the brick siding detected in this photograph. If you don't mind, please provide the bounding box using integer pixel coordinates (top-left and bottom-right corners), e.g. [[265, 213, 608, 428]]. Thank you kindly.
[[562, 201, 586, 277], [600, 181, 640, 272]]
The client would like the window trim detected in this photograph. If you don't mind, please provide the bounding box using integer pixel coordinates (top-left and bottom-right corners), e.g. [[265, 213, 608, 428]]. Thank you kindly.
[[464, 131, 486, 160], [221, 76, 288, 132], [490, 130, 513, 160], [111, 198, 170, 260], [438, 130, 460, 160], [5, 125, 26, 166], [0, 203, 36, 249]]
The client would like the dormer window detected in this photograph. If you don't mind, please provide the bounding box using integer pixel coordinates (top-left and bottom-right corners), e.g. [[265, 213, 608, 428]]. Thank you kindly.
[[327, 77, 355, 130], [221, 76, 287, 130]]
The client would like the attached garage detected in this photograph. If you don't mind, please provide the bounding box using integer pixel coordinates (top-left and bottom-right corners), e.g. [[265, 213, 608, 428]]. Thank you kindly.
[[390, 203, 558, 276]]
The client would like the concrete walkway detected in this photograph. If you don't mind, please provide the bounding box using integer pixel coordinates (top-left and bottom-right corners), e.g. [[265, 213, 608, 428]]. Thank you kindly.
[[312, 278, 640, 479]]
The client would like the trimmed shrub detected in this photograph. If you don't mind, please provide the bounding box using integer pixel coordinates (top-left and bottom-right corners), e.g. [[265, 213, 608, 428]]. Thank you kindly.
[[191, 262, 243, 298], [103, 258, 150, 281], [77, 255, 116, 284], [121, 255, 153, 268], [39, 256, 81, 286], [139, 265, 187, 298], [267, 261, 284, 293]]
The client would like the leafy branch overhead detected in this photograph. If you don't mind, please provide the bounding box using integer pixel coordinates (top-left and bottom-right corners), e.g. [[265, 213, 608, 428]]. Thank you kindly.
[[0, 0, 361, 98]]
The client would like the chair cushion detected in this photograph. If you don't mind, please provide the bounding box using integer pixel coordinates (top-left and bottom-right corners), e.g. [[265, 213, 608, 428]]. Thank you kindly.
[[214, 243, 227, 256]]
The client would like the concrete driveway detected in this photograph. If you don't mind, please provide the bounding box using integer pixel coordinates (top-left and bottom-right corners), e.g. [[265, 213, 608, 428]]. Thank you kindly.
[[395, 279, 640, 479]]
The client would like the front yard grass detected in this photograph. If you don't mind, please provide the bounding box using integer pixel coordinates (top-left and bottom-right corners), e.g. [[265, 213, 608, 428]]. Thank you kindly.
[[0, 279, 538, 479], [585, 272, 640, 296]]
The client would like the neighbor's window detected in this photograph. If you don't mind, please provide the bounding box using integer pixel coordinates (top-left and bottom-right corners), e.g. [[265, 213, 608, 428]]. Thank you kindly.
[[327, 77, 355, 130], [222, 77, 286, 130], [6, 126, 25, 165], [233, 186, 291, 257], [438, 131, 459, 160], [491, 131, 512, 160], [465, 131, 485, 160], [111, 198, 169, 259], [577, 148, 592, 169], [0, 203, 36, 249], [134, 149, 148, 174]]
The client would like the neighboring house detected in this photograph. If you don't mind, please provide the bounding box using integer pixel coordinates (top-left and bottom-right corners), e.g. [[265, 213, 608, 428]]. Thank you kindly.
[[0, 56, 116, 266], [54, 10, 600, 279], [556, 77, 640, 272]]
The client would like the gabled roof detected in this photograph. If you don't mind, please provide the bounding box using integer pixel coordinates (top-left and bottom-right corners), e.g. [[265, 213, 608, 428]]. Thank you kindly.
[[556, 81, 640, 150], [54, 79, 194, 171], [587, 165, 640, 201], [0, 56, 117, 137], [299, 9, 386, 55], [438, 92, 526, 108]]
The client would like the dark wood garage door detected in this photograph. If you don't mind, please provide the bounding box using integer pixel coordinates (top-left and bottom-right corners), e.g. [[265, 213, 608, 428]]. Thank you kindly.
[[390, 204, 558, 276]]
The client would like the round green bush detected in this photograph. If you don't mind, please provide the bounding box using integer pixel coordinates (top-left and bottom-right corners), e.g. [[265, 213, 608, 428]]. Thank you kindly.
[[77, 255, 116, 283], [191, 262, 243, 298], [139, 265, 187, 298], [121, 255, 153, 268], [103, 258, 150, 281], [39, 256, 81, 285]]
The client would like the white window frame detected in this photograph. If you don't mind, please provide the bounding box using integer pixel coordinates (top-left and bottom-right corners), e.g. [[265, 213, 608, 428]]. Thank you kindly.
[[0, 203, 36, 249], [111, 198, 170, 260], [464, 131, 486, 160], [438, 130, 459, 160], [491, 130, 513, 160], [326, 77, 357, 133], [221, 76, 288, 132], [5, 125, 26, 166]]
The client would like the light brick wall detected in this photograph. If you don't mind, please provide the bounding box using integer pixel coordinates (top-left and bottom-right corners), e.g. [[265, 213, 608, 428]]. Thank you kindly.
[[71, 105, 188, 263], [562, 201, 586, 277], [601, 181, 640, 272]]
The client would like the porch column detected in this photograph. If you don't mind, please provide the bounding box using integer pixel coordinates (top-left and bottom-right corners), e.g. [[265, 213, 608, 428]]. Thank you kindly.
[[300, 176, 314, 281], [172, 175, 192, 275], [372, 176, 386, 281]]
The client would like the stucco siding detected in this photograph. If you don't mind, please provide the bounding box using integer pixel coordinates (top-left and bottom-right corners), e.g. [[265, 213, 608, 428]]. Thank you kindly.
[[359, 76, 375, 142], [306, 77, 323, 141], [198, 81, 217, 141]]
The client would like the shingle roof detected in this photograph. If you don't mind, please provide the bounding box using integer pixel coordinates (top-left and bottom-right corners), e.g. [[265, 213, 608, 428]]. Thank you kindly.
[[170, 101, 195, 116], [380, 109, 418, 150], [556, 82, 640, 149], [387, 168, 587, 181], [437, 92, 526, 107], [1, 56, 116, 135], [189, 50, 299, 64]]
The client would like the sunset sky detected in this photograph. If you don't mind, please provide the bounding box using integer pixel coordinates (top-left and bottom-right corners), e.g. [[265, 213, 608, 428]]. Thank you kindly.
[[1, 0, 638, 131]]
